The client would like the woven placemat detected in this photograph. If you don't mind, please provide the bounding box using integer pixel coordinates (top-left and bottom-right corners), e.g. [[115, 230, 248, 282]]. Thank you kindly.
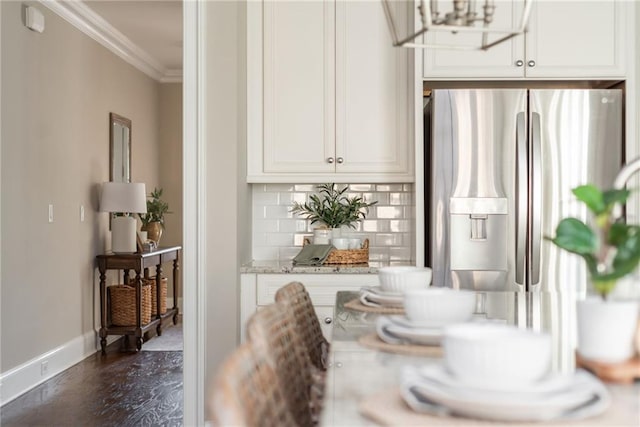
[[358, 333, 443, 357], [344, 298, 405, 315]]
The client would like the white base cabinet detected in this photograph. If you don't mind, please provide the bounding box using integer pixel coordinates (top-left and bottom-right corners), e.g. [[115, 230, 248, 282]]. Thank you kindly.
[[240, 273, 379, 342]]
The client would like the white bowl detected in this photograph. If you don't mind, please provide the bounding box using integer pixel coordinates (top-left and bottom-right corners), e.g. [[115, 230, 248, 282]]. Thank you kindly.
[[348, 238, 362, 249], [377, 266, 432, 293], [331, 238, 350, 250], [403, 288, 475, 326], [443, 323, 552, 390]]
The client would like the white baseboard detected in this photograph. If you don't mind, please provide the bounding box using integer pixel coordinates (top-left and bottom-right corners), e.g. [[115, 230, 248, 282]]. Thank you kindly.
[[0, 300, 184, 407], [0, 331, 104, 406]]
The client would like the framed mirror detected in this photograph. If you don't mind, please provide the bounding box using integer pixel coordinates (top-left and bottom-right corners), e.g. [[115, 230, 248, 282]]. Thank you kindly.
[[110, 113, 132, 183]]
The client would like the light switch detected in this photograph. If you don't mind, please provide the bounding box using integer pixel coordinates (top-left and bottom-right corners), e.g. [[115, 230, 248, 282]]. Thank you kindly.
[[80, 205, 85, 222], [25, 6, 45, 33], [48, 204, 54, 223]]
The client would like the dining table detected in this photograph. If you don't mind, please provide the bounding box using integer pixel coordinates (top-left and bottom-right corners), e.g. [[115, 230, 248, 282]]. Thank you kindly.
[[319, 290, 640, 426]]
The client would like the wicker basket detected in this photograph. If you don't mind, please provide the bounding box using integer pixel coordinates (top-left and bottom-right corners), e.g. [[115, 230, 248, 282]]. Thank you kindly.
[[109, 283, 152, 326], [324, 238, 369, 264], [129, 276, 168, 315], [148, 277, 167, 315]]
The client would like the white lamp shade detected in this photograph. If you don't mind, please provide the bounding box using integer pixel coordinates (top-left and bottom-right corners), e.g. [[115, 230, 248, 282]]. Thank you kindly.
[[100, 182, 147, 214]]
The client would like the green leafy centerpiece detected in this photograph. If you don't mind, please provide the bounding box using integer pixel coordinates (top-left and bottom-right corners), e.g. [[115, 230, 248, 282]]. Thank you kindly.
[[290, 183, 377, 229]]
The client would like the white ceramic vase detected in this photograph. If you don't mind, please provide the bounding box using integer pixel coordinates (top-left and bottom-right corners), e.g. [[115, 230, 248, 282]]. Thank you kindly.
[[577, 297, 639, 363]]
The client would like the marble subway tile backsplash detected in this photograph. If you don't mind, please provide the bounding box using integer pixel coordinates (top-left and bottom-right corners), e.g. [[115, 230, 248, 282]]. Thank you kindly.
[[252, 183, 415, 262]]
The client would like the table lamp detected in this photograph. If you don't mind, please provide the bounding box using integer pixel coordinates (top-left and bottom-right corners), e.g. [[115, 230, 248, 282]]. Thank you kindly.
[[100, 182, 147, 253]]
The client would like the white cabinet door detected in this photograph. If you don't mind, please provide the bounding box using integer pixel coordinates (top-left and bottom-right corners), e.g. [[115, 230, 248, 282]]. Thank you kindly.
[[422, 0, 525, 79], [524, 1, 626, 78], [335, 0, 412, 175], [262, 1, 335, 173], [423, 0, 626, 80]]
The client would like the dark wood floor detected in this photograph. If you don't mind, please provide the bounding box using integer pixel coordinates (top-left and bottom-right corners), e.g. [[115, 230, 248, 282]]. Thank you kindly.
[[1, 336, 183, 426]]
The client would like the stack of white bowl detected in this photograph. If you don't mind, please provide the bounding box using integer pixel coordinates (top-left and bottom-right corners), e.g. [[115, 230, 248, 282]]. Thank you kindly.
[[443, 323, 552, 389], [399, 322, 612, 422], [377, 266, 433, 294], [377, 266, 476, 327]]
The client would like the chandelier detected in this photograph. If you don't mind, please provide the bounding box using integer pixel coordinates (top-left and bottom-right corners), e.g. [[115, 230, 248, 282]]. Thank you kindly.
[[382, 0, 532, 50]]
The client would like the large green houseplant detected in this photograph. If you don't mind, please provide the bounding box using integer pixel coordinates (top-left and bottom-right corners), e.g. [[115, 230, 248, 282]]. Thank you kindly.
[[550, 183, 640, 363], [291, 183, 377, 230], [139, 187, 171, 244]]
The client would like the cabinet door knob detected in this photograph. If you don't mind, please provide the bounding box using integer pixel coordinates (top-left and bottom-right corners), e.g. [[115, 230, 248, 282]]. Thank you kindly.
[[515, 60, 524, 67], [336, 157, 344, 164], [327, 157, 334, 164], [324, 317, 333, 324], [527, 60, 536, 67]]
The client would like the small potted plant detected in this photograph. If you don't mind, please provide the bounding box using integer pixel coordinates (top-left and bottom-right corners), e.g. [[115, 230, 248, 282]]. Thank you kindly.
[[291, 183, 377, 240], [550, 184, 640, 363], [139, 187, 171, 245]]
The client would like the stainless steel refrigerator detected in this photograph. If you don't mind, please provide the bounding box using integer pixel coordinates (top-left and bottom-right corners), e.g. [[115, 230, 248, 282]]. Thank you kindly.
[[429, 89, 623, 295]]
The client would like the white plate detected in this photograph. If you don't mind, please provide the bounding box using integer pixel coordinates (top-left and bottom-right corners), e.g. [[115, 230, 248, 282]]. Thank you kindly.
[[360, 294, 403, 308], [385, 324, 442, 345], [418, 363, 576, 396], [376, 317, 442, 346], [359, 288, 404, 308], [388, 315, 446, 329], [389, 314, 502, 329], [400, 365, 610, 422], [361, 286, 403, 298]]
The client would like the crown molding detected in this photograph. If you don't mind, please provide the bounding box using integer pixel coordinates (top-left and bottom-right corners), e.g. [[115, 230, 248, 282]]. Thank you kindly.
[[161, 69, 183, 83], [39, 0, 182, 83]]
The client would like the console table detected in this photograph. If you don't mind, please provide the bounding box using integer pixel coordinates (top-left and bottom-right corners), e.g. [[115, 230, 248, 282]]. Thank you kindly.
[[96, 246, 181, 354]]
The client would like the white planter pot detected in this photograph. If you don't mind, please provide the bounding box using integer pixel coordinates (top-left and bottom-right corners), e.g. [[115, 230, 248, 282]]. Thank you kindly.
[[577, 297, 639, 363], [330, 227, 342, 240], [313, 228, 331, 245]]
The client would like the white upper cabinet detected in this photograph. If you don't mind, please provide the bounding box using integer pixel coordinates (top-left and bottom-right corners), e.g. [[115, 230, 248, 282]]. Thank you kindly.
[[524, 1, 626, 78], [247, 1, 415, 183], [423, 0, 627, 79]]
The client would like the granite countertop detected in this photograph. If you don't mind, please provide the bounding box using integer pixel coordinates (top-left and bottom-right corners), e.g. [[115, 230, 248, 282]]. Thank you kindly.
[[240, 260, 414, 274]]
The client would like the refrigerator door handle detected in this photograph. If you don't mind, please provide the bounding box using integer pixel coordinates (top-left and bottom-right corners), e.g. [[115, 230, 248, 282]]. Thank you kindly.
[[531, 112, 542, 287], [515, 112, 526, 286]]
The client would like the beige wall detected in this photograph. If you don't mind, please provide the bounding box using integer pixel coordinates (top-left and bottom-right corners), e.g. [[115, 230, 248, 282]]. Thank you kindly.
[[0, 1, 164, 371], [159, 83, 183, 301]]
